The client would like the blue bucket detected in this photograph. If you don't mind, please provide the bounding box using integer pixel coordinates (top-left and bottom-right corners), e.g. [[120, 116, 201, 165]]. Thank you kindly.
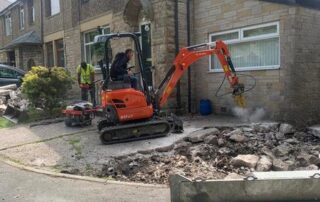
[[199, 99, 212, 116]]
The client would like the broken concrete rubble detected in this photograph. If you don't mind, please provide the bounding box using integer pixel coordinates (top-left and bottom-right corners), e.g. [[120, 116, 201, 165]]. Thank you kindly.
[[256, 155, 272, 171], [229, 134, 247, 143], [204, 135, 218, 145], [309, 125, 320, 138], [0, 86, 29, 120], [55, 122, 320, 185], [279, 123, 295, 134], [230, 155, 259, 169]]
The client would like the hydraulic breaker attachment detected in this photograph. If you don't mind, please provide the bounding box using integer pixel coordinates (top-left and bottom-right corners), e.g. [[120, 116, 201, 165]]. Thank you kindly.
[[233, 83, 246, 108]]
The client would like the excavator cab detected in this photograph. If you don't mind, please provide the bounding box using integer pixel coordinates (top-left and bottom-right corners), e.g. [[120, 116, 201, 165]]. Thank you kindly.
[[95, 33, 151, 97]]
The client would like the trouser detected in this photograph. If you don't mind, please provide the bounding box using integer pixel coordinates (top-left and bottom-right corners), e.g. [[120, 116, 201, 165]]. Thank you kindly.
[[81, 85, 96, 107], [113, 75, 138, 89]]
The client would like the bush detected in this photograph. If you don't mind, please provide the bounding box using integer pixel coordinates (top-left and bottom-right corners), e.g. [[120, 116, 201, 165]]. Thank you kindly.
[[22, 66, 74, 114]]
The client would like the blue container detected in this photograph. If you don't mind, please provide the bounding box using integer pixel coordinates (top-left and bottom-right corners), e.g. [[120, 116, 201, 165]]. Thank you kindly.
[[199, 99, 212, 116]]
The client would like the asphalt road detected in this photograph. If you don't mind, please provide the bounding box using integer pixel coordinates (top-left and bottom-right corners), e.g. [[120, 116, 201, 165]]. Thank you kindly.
[[0, 161, 170, 202]]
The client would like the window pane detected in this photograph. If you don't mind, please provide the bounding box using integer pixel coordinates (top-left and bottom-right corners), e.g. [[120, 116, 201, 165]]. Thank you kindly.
[[5, 15, 12, 36], [102, 27, 110, 34], [85, 45, 92, 64], [243, 25, 277, 38], [0, 69, 15, 78], [211, 32, 238, 42], [56, 39, 64, 67], [85, 43, 105, 66], [212, 38, 279, 69], [46, 42, 54, 67], [20, 7, 25, 29], [50, 0, 60, 15], [85, 31, 98, 44]]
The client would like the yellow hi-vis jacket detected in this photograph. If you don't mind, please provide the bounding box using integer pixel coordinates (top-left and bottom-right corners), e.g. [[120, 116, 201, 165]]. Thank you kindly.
[[76, 64, 94, 84]]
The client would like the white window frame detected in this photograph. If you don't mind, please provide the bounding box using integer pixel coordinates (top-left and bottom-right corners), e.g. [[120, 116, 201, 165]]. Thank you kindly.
[[5, 14, 12, 36], [83, 26, 110, 68], [19, 5, 25, 30], [50, 0, 60, 16], [209, 22, 280, 72]]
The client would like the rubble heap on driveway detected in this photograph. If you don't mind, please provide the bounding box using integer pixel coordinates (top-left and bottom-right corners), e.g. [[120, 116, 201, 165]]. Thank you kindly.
[[99, 123, 320, 184]]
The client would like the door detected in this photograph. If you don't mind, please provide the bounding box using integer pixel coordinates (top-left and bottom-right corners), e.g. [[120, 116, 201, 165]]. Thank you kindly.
[[8, 51, 15, 66], [140, 23, 152, 87]]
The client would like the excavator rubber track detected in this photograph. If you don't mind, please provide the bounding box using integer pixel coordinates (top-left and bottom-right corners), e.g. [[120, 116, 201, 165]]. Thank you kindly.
[[99, 119, 171, 145]]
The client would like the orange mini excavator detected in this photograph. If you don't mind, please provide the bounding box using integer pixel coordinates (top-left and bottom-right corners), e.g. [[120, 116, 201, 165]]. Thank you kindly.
[[94, 33, 245, 144]]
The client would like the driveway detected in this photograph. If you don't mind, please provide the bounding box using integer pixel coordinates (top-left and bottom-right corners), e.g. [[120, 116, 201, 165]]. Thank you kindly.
[[0, 161, 170, 202], [0, 115, 244, 179]]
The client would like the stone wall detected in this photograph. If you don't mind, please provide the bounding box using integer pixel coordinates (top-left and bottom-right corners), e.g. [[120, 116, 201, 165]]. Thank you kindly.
[[192, 0, 301, 121], [21, 46, 43, 70], [42, 0, 63, 35], [280, 7, 320, 126]]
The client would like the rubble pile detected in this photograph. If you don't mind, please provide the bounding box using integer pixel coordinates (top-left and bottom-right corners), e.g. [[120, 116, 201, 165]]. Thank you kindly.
[[7, 88, 29, 111], [0, 96, 6, 116], [0, 85, 29, 117], [99, 123, 320, 184]]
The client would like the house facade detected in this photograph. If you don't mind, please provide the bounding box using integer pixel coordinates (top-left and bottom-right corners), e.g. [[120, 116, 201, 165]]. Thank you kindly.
[[0, 0, 319, 126], [0, 0, 42, 70]]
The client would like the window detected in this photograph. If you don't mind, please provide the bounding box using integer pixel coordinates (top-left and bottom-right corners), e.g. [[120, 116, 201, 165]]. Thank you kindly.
[[47, 0, 60, 16], [28, 0, 35, 24], [20, 5, 25, 30], [81, 0, 89, 4], [0, 68, 20, 79], [56, 39, 64, 67], [46, 42, 54, 67], [209, 22, 280, 72], [5, 14, 12, 36], [84, 26, 110, 66]]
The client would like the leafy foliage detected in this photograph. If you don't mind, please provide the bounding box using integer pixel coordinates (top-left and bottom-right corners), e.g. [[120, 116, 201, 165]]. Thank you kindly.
[[22, 66, 74, 113]]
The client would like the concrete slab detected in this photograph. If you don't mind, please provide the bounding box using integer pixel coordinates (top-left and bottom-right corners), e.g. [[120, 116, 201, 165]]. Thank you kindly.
[[0, 122, 95, 150]]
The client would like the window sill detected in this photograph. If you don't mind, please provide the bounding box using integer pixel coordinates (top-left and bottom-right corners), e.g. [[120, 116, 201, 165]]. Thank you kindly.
[[209, 65, 280, 73], [47, 13, 60, 19]]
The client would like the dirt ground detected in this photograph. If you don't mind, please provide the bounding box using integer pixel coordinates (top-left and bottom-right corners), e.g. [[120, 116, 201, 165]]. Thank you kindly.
[[0, 115, 319, 185]]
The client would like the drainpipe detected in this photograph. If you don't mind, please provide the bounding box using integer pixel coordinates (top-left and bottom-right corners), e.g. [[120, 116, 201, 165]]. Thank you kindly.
[[40, 0, 44, 65], [187, 0, 191, 113], [174, 0, 181, 109]]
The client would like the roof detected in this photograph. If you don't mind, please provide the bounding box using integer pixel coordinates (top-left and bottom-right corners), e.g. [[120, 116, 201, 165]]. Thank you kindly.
[[0, 0, 11, 12], [1, 31, 42, 50], [261, 0, 320, 10], [0, 0, 19, 16]]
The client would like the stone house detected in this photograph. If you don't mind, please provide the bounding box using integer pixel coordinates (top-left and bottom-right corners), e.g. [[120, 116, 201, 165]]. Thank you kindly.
[[0, 0, 319, 126], [0, 0, 42, 69]]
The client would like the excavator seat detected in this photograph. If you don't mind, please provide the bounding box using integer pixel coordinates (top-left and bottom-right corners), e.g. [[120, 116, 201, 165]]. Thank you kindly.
[[107, 79, 132, 90]]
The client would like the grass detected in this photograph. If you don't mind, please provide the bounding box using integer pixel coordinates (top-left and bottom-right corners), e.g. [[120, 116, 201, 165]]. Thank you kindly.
[[0, 117, 15, 128], [68, 138, 83, 159]]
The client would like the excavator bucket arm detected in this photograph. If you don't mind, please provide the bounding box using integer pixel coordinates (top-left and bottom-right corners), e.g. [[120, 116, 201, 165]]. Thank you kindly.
[[157, 40, 246, 109]]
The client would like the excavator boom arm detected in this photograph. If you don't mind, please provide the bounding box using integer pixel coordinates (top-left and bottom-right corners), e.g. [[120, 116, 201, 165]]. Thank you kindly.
[[158, 40, 245, 108]]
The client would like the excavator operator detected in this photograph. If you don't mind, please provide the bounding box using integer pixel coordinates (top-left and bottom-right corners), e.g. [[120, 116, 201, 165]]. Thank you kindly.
[[110, 49, 138, 89]]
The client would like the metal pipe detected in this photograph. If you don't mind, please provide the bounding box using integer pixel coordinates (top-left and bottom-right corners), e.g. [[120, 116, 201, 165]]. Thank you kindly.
[[187, 0, 191, 113], [174, 0, 181, 109]]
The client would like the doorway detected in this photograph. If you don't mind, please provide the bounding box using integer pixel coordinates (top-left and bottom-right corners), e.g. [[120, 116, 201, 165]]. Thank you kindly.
[[8, 51, 15, 66]]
